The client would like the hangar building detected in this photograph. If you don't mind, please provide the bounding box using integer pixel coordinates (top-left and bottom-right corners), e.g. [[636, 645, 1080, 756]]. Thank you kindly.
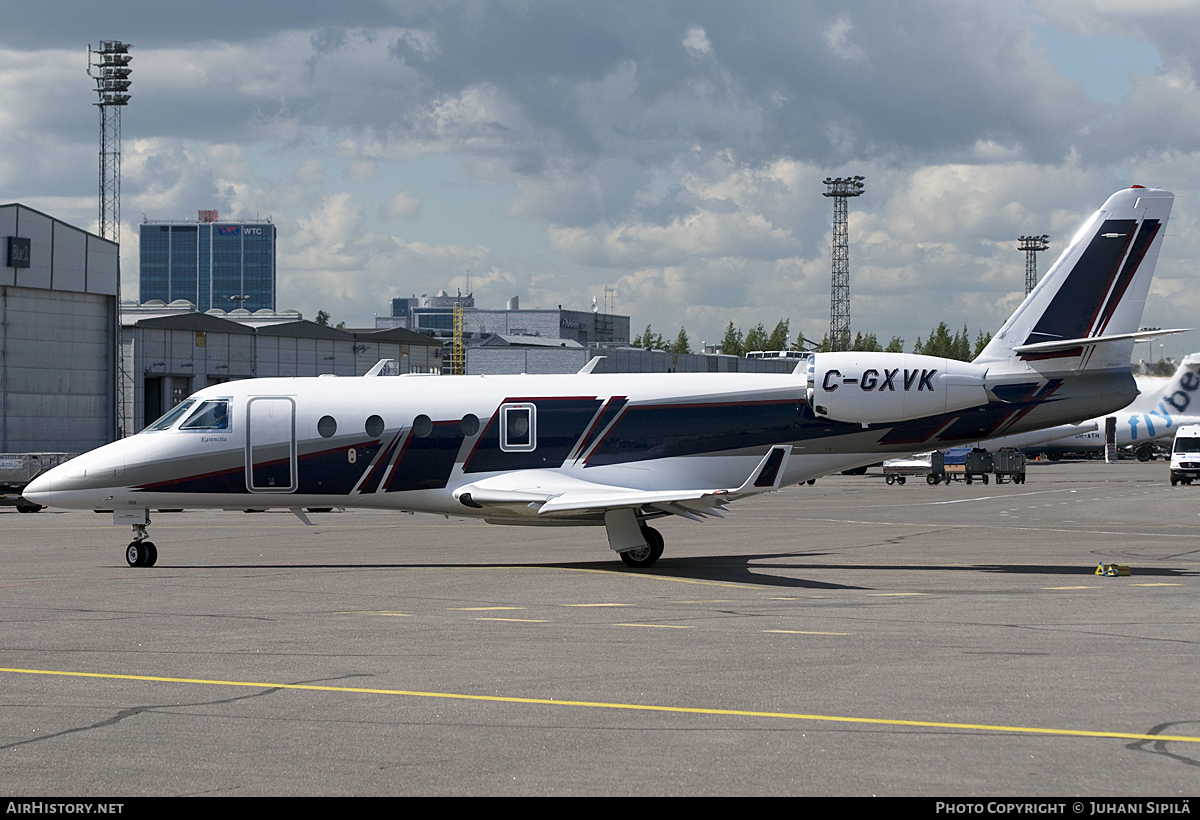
[[1, 204, 118, 452]]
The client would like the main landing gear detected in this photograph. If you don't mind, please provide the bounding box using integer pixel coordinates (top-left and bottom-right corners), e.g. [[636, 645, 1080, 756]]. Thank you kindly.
[[619, 526, 664, 569], [126, 521, 158, 568]]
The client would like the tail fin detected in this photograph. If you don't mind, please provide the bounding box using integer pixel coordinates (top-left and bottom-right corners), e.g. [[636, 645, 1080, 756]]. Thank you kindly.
[[977, 187, 1174, 373], [1130, 352, 1200, 413]]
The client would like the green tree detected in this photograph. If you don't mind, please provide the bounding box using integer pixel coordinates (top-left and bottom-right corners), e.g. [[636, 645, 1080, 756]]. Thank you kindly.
[[914, 323, 979, 361], [671, 326, 692, 354], [851, 332, 882, 352], [315, 310, 330, 327], [952, 324, 971, 361], [744, 323, 769, 352], [720, 322, 744, 357], [789, 329, 808, 352], [632, 324, 665, 350], [973, 330, 992, 358], [885, 336, 905, 353], [766, 319, 790, 351]]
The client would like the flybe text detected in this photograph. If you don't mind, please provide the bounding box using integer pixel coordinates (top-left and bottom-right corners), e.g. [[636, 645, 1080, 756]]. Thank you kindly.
[[1129, 369, 1199, 441], [822, 368, 937, 392]]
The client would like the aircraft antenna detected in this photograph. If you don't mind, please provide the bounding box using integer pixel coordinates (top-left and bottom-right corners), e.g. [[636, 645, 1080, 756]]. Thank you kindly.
[[1018, 235, 1050, 295], [823, 176, 865, 351]]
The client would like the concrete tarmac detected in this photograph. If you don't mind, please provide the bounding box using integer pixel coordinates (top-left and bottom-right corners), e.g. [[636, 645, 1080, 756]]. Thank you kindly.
[[1, 460, 1198, 796]]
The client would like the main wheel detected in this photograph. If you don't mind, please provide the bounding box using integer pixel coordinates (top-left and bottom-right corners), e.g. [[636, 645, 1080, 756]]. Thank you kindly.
[[886, 475, 895, 485], [621, 527, 664, 568], [897, 476, 906, 485], [1135, 446, 1153, 462], [927, 475, 937, 485], [620, 543, 657, 568]]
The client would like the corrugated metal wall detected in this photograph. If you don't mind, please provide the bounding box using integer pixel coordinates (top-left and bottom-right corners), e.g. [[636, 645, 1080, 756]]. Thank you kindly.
[[1, 204, 118, 453]]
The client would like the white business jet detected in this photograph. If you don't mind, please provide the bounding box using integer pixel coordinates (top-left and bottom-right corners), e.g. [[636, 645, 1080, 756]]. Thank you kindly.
[[24, 187, 1184, 569]]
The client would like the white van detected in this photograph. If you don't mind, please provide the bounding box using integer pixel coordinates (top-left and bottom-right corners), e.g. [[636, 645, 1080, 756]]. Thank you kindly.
[[1169, 424, 1200, 486]]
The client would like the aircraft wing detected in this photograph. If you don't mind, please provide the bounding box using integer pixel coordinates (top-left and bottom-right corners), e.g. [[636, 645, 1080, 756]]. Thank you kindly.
[[453, 446, 791, 519]]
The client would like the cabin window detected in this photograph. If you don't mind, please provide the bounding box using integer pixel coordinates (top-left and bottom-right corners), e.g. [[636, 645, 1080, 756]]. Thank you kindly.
[[412, 414, 433, 438], [318, 416, 337, 438], [461, 414, 480, 437], [500, 403, 536, 452], [180, 400, 231, 431], [143, 399, 197, 432], [365, 414, 385, 438]]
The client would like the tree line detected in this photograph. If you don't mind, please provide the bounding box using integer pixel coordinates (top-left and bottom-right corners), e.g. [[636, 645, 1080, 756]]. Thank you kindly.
[[632, 320, 992, 362]]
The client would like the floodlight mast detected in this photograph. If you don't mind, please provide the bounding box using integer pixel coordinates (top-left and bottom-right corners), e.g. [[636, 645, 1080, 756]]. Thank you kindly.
[[823, 175, 865, 352], [1018, 234, 1050, 295], [88, 41, 132, 244]]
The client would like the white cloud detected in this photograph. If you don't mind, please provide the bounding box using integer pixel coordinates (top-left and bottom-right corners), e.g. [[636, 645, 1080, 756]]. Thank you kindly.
[[382, 190, 421, 219], [824, 16, 866, 62], [682, 26, 712, 57]]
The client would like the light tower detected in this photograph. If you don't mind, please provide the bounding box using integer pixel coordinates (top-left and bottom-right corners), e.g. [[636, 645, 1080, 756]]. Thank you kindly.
[[88, 41, 132, 243], [1018, 234, 1049, 295], [823, 175, 865, 351]]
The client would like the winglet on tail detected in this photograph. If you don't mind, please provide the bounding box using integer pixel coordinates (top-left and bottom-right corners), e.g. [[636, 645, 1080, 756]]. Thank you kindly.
[[977, 187, 1174, 373]]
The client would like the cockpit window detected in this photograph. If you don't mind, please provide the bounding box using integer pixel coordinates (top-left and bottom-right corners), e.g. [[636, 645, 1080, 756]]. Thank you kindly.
[[143, 400, 197, 432], [180, 400, 231, 431]]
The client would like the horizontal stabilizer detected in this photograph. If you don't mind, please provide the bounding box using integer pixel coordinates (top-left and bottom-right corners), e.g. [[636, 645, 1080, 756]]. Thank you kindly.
[[1013, 328, 1190, 355]]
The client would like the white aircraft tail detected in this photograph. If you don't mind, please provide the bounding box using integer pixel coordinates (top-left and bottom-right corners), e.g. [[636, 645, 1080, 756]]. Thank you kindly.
[[976, 187, 1174, 375], [1131, 352, 1200, 414]]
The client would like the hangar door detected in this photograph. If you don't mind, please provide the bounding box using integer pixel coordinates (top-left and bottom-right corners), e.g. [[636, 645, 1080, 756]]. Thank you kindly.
[[245, 397, 297, 492]]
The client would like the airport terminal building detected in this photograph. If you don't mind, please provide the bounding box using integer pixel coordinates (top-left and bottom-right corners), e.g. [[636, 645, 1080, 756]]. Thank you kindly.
[[139, 211, 276, 312]]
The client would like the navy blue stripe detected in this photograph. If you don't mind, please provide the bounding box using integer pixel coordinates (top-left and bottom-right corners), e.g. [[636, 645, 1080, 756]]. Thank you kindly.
[[386, 421, 464, 492], [754, 448, 786, 487], [1024, 219, 1136, 346], [463, 397, 602, 473], [586, 400, 806, 467], [1096, 220, 1160, 335]]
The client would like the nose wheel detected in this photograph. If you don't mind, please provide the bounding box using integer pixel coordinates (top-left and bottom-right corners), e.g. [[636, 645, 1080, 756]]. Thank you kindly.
[[126, 521, 158, 567], [126, 541, 158, 567]]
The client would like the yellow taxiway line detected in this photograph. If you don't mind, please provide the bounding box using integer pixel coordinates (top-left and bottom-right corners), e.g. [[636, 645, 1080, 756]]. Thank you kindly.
[[2, 666, 1198, 745]]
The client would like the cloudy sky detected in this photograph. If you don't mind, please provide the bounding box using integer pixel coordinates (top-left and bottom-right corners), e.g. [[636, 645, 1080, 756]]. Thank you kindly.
[[2, 0, 1198, 360]]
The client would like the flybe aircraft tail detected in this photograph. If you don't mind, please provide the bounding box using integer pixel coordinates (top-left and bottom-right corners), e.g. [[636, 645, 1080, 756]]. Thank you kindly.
[[976, 187, 1175, 375], [1131, 352, 1200, 414]]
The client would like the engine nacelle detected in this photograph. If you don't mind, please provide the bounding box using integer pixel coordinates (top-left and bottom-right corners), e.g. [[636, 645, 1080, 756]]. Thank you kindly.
[[809, 352, 989, 424]]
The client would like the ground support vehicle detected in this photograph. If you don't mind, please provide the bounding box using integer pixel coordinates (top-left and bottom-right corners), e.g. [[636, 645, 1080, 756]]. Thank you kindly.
[[991, 448, 1027, 484], [1169, 425, 1200, 486], [882, 452, 947, 486], [942, 447, 994, 485], [0, 454, 74, 512]]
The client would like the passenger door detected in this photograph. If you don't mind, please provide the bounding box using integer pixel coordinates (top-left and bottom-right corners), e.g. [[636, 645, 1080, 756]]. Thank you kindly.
[[245, 397, 297, 492]]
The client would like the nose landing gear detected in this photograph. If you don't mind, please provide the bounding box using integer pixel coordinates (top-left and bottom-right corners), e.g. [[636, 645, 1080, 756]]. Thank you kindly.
[[126, 521, 158, 567]]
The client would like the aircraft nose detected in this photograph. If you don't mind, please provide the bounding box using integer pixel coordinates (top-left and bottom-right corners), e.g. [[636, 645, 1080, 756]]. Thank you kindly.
[[23, 470, 53, 507]]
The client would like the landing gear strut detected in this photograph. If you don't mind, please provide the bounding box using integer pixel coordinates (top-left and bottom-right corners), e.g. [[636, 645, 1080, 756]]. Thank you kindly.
[[126, 520, 158, 568]]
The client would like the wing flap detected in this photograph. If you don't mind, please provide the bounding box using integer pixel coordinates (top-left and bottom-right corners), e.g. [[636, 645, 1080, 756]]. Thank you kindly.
[[453, 447, 792, 516]]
